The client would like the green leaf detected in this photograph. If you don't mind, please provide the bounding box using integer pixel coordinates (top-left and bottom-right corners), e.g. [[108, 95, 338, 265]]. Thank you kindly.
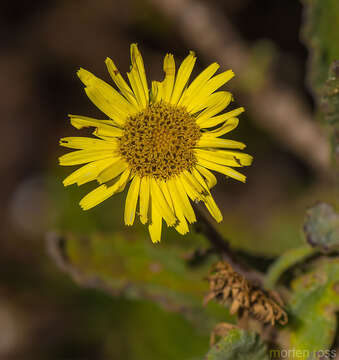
[[205, 329, 268, 360], [301, 0, 339, 95], [46, 231, 230, 330], [284, 257, 339, 358], [265, 246, 317, 289], [304, 202, 339, 252]]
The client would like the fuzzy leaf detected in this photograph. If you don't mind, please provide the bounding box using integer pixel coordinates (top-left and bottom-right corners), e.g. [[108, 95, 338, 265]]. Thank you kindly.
[[283, 258, 339, 358], [46, 231, 228, 330], [205, 329, 268, 360], [304, 202, 339, 252]]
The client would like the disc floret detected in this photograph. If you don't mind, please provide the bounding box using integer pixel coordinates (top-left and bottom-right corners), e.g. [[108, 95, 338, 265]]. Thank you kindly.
[[119, 101, 201, 180]]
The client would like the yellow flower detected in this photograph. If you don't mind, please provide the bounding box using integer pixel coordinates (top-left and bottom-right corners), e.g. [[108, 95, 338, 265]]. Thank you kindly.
[[59, 44, 253, 242]]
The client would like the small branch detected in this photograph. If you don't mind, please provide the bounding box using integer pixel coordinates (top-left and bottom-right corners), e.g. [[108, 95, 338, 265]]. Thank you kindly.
[[193, 204, 264, 286]]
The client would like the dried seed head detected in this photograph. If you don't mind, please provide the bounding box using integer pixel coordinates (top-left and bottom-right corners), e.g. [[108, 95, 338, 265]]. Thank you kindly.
[[205, 261, 288, 326], [119, 101, 201, 180]]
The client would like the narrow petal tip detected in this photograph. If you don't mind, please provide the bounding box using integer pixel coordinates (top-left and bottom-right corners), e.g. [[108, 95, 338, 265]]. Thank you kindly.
[[77, 68, 92, 84]]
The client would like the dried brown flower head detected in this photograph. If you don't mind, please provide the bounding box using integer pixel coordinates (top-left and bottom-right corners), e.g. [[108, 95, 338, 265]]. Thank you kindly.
[[204, 261, 288, 326]]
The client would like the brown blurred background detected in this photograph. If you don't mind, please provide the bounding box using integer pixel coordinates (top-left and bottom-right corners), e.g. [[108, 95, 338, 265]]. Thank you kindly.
[[0, 0, 336, 359]]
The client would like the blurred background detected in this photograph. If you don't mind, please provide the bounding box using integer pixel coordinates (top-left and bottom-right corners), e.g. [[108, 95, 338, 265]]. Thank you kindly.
[[1, 0, 338, 359]]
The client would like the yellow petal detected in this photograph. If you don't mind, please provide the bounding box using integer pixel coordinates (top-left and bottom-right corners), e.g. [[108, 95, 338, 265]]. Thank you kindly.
[[179, 62, 219, 110], [196, 137, 246, 150], [170, 51, 196, 105], [169, 177, 196, 223], [128, 44, 149, 108], [181, 175, 202, 202], [166, 179, 189, 233], [162, 54, 176, 102], [148, 200, 162, 243], [156, 182, 188, 233], [59, 137, 118, 150], [150, 81, 163, 103], [201, 118, 239, 138], [197, 107, 245, 128], [63, 158, 116, 186], [195, 149, 253, 167], [197, 158, 246, 183], [175, 218, 189, 235], [59, 149, 115, 166], [195, 165, 217, 188], [150, 178, 176, 226], [94, 135, 122, 142], [205, 194, 223, 222], [105, 57, 139, 108], [80, 169, 131, 210], [124, 175, 141, 225], [97, 160, 129, 184], [190, 70, 234, 113], [191, 169, 222, 222], [195, 91, 232, 121], [181, 170, 207, 200], [77, 68, 135, 124], [127, 69, 146, 109], [131, 44, 149, 101], [69, 114, 123, 137], [174, 176, 197, 223], [191, 168, 209, 191], [204, 70, 234, 94], [139, 176, 150, 224], [158, 181, 175, 212]]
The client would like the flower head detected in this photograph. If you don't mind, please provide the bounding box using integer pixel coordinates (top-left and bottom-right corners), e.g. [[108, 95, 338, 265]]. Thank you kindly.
[[59, 44, 253, 242]]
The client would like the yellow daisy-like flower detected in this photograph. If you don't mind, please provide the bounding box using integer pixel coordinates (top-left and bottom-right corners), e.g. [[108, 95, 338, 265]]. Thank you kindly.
[[59, 44, 252, 243]]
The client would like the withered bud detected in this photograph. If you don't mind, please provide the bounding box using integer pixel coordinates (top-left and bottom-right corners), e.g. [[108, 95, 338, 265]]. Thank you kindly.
[[204, 261, 288, 326]]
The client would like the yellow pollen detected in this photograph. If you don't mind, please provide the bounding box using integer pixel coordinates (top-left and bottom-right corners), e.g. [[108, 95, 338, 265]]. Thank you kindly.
[[119, 101, 201, 180]]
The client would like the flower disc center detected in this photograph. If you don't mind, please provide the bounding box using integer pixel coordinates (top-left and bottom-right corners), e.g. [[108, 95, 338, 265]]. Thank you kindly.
[[119, 102, 201, 180]]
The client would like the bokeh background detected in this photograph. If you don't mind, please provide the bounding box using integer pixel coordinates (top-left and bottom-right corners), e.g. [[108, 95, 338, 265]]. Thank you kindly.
[[1, 0, 338, 359]]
